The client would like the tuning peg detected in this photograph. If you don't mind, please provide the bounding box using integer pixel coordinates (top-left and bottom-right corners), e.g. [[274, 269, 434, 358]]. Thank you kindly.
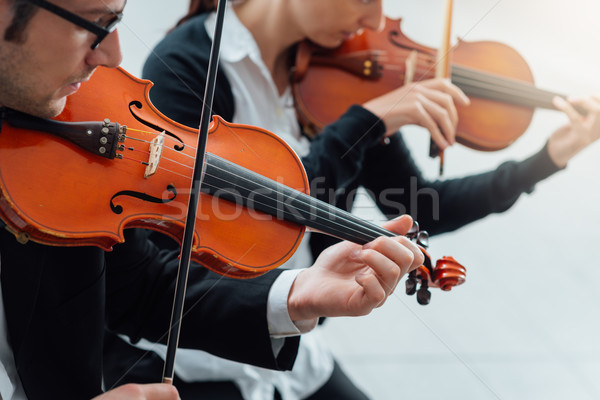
[[416, 230, 429, 249], [416, 281, 431, 305], [405, 273, 417, 295], [406, 221, 420, 239]]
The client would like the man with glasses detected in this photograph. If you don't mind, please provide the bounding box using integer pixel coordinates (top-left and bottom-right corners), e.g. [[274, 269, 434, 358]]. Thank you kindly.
[[26, 0, 123, 49], [0, 0, 425, 399]]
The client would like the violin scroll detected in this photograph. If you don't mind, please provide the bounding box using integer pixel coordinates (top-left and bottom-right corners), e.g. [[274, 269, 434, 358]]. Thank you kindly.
[[405, 222, 466, 305]]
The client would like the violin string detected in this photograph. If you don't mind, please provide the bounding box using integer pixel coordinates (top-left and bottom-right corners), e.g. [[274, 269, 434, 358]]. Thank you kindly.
[[352, 49, 559, 107], [121, 135, 194, 164], [199, 155, 392, 243], [125, 127, 155, 134], [119, 136, 198, 180], [348, 49, 559, 104], [120, 134, 153, 144], [462, 67, 561, 100], [373, 60, 558, 108], [380, 62, 554, 104], [127, 147, 153, 157], [453, 68, 559, 107], [119, 131, 204, 175], [122, 154, 193, 180], [121, 127, 288, 179], [120, 154, 150, 166], [197, 177, 385, 245], [202, 158, 390, 243], [119, 129, 277, 210], [125, 127, 202, 153], [198, 183, 370, 244]]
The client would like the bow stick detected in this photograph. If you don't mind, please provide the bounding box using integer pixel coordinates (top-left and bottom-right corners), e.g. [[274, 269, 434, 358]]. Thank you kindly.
[[162, 0, 228, 384], [429, 0, 454, 175]]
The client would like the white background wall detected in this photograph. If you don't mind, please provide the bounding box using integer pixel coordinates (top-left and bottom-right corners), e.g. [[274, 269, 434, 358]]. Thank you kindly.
[[117, 1, 600, 399]]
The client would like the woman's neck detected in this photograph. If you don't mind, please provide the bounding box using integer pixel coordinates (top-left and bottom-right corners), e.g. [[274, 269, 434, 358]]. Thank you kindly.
[[234, 0, 303, 94]]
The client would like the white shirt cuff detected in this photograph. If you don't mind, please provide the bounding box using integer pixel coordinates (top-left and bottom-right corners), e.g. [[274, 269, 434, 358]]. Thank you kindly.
[[267, 269, 318, 338]]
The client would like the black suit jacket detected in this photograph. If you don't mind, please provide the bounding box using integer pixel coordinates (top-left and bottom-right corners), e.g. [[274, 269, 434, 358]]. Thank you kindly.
[[0, 228, 298, 400]]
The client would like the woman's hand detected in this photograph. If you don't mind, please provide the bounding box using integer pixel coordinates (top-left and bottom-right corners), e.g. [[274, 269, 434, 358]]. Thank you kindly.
[[548, 95, 600, 167], [363, 78, 470, 149]]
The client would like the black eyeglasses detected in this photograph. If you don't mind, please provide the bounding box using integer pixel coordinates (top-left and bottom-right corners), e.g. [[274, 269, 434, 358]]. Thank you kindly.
[[26, 0, 123, 49]]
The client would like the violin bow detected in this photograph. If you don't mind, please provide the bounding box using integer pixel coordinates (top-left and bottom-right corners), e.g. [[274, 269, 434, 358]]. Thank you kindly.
[[161, 0, 227, 384], [430, 0, 454, 175]]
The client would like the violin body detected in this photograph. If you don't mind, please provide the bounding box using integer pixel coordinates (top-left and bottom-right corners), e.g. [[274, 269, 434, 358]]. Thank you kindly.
[[293, 17, 562, 151], [0, 67, 307, 278]]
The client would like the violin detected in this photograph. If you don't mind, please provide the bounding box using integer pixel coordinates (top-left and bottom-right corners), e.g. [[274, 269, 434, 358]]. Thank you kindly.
[[0, 66, 464, 302], [292, 16, 571, 151]]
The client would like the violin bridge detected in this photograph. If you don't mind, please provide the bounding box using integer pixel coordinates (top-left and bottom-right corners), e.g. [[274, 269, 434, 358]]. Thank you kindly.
[[144, 131, 165, 178], [404, 50, 418, 85]]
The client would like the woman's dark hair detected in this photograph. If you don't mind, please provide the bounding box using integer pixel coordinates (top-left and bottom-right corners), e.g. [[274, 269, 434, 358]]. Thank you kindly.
[[175, 0, 218, 28], [4, 0, 37, 43]]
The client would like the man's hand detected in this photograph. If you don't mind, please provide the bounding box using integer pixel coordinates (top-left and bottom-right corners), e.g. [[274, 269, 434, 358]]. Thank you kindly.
[[92, 383, 180, 400], [287, 215, 424, 322]]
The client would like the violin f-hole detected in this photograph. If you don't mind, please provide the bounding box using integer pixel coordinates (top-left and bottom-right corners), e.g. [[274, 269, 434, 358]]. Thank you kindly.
[[128, 101, 185, 151], [110, 184, 177, 214]]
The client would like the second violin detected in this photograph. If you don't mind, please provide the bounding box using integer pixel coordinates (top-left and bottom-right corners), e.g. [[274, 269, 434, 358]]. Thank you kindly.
[[292, 16, 570, 151]]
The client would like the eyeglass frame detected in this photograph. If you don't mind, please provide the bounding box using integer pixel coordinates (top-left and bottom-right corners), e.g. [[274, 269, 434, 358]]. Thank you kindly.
[[25, 0, 123, 49]]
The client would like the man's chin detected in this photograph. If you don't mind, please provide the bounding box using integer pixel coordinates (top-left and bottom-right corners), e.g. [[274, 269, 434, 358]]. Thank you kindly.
[[41, 97, 68, 119]]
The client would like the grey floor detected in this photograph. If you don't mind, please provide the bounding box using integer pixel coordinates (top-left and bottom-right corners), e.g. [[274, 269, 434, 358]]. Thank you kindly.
[[120, 1, 600, 399]]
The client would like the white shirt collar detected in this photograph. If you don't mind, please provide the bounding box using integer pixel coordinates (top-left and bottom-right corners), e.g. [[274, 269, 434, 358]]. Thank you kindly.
[[204, 3, 262, 65]]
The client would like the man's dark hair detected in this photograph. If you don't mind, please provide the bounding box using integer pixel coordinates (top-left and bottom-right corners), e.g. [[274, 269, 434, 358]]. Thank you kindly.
[[4, 1, 37, 43]]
